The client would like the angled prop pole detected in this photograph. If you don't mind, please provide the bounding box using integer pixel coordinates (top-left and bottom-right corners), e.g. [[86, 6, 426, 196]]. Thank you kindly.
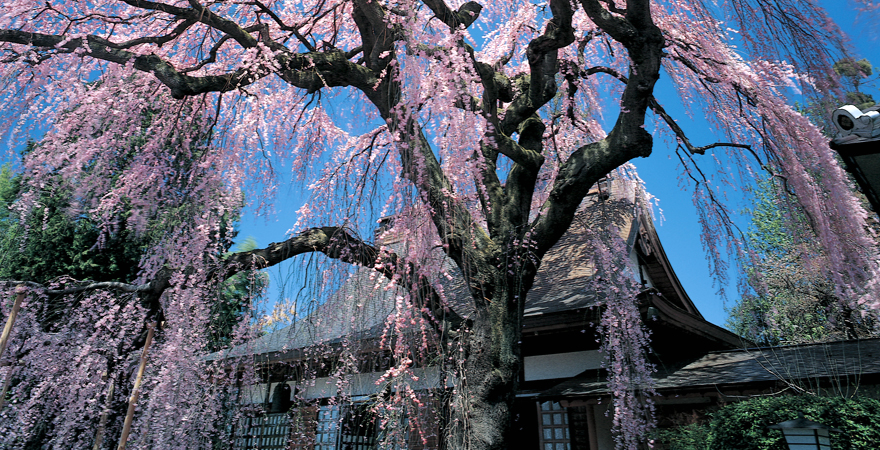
[[0, 286, 26, 411], [117, 322, 157, 450], [0, 365, 14, 411], [93, 373, 115, 450], [0, 285, 26, 363]]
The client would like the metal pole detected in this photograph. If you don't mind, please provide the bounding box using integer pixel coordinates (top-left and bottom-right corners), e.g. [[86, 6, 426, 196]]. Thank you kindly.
[[117, 322, 156, 450]]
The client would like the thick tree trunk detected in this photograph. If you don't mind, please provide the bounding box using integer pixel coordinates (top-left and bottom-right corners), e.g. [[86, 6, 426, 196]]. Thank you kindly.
[[447, 277, 526, 450]]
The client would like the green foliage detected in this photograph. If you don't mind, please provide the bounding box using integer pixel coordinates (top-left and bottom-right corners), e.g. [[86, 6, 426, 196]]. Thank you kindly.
[[727, 178, 845, 345], [834, 58, 873, 79], [0, 164, 143, 285], [652, 422, 710, 450], [208, 237, 269, 352], [0, 160, 263, 348], [0, 163, 17, 223], [845, 91, 876, 111], [710, 396, 880, 449], [0, 163, 148, 329], [741, 57, 880, 345], [653, 395, 880, 450], [744, 178, 797, 257]]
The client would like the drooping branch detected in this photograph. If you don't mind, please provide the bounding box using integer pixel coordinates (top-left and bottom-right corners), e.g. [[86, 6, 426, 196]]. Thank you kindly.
[[1, 227, 462, 327], [352, 41, 497, 289], [0, 280, 150, 295]]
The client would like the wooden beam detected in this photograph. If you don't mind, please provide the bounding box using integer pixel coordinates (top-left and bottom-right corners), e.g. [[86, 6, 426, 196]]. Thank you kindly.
[[0, 286, 26, 410]]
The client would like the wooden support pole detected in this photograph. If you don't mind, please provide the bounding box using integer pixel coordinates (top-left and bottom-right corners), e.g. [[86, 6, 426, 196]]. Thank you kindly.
[[0, 286, 26, 410], [93, 374, 115, 450], [117, 322, 156, 450], [0, 286, 26, 365], [0, 364, 14, 411]]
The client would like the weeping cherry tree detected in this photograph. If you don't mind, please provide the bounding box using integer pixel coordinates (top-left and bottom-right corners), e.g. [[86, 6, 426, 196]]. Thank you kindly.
[[0, 0, 878, 449]]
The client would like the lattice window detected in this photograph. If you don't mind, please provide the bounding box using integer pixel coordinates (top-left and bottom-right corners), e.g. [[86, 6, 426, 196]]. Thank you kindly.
[[339, 403, 379, 450], [233, 413, 290, 450], [315, 405, 341, 450], [537, 401, 571, 450], [288, 405, 319, 449], [567, 406, 590, 450]]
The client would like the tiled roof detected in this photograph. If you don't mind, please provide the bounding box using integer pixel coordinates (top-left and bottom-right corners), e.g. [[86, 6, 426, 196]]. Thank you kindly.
[[208, 268, 405, 360], [523, 198, 634, 316], [540, 338, 880, 397]]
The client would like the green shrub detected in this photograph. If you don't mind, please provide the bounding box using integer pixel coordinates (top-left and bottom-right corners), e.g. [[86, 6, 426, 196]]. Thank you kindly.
[[652, 422, 710, 450], [654, 395, 880, 449]]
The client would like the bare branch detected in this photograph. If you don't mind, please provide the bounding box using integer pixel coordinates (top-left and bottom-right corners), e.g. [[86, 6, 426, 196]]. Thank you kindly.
[[649, 98, 751, 155], [577, 64, 750, 156], [113, 18, 198, 49], [118, 0, 260, 49], [248, 0, 316, 51], [1, 226, 461, 329], [0, 29, 256, 98], [222, 227, 461, 325]]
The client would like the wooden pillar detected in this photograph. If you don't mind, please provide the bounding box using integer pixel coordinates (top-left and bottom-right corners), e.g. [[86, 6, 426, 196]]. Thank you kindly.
[[117, 322, 156, 450], [585, 404, 598, 450]]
